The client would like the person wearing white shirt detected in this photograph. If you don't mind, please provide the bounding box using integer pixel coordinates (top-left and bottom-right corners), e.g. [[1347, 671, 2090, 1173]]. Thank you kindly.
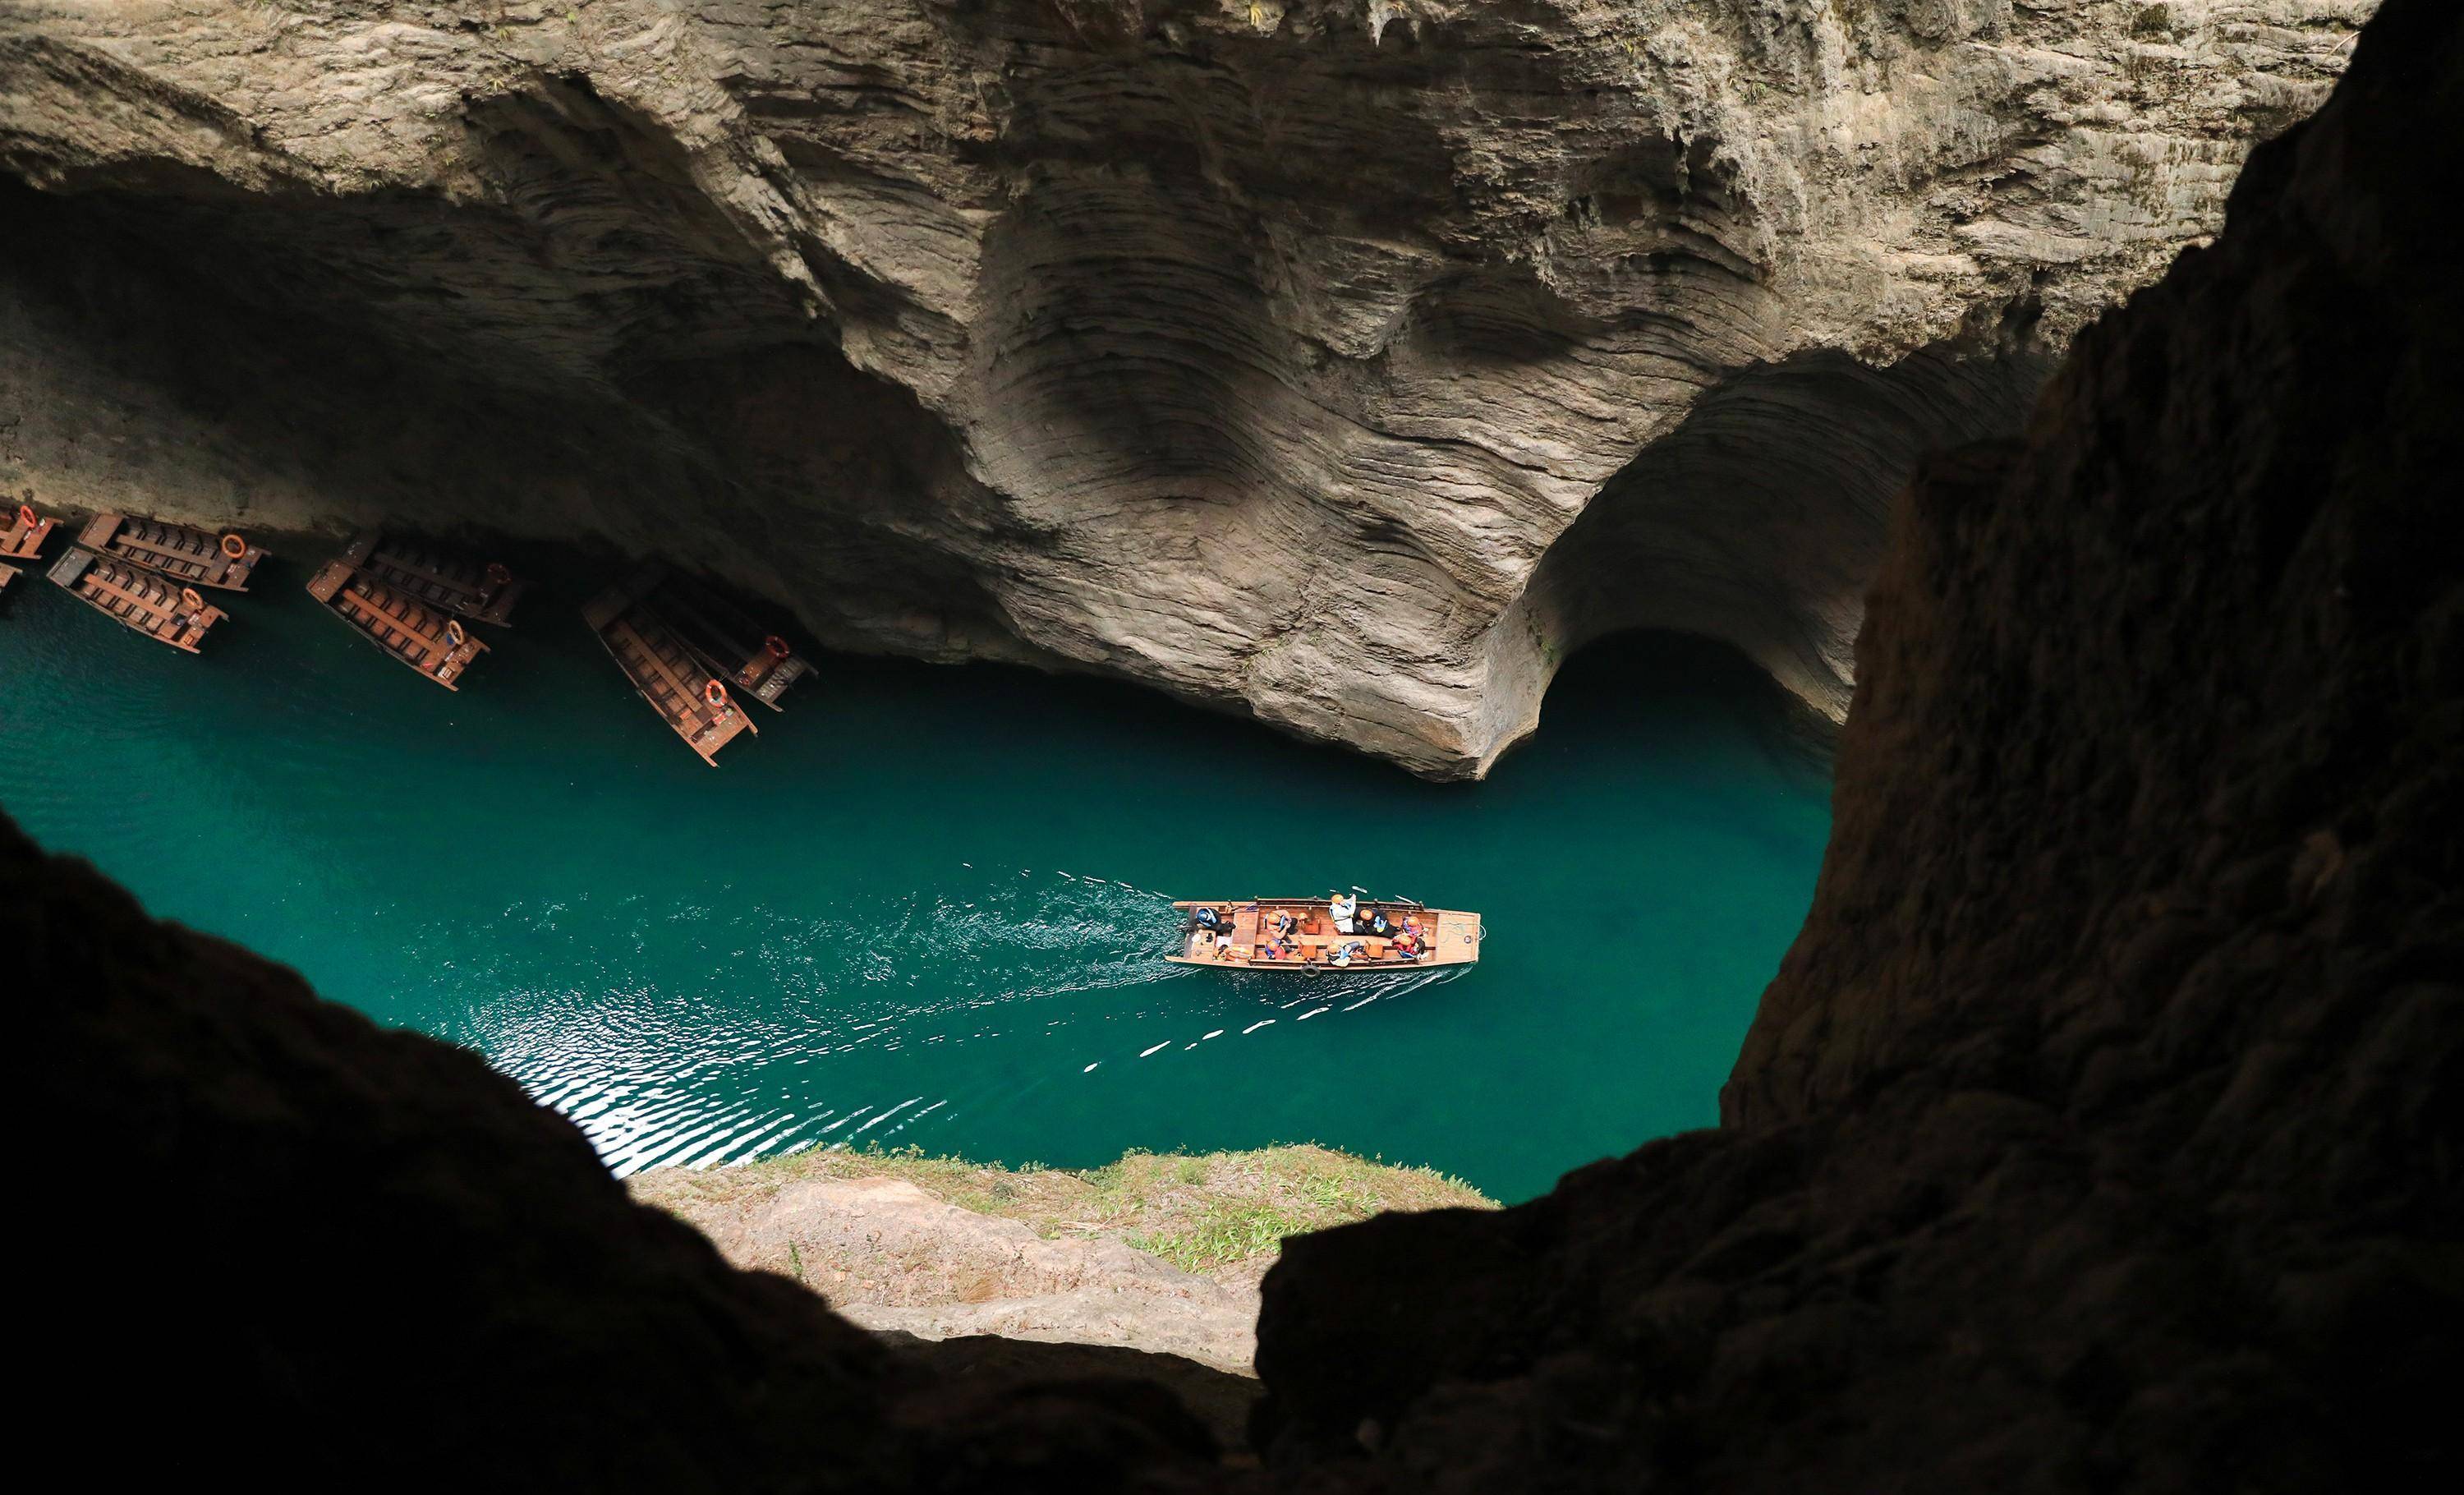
[[1330, 892, 1358, 935]]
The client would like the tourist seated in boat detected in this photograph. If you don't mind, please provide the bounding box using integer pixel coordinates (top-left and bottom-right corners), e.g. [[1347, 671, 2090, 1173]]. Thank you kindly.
[[1330, 892, 1358, 934], [1331, 940, 1368, 968], [1270, 908, 1299, 940], [1391, 927, 1424, 959], [1192, 904, 1226, 934]]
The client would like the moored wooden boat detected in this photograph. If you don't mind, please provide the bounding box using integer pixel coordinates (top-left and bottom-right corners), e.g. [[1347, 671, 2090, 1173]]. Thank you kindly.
[[342, 530, 526, 626], [1165, 898, 1483, 971], [306, 556, 490, 689], [3, 502, 57, 563], [80, 513, 264, 591], [48, 547, 226, 652], [649, 568, 812, 711], [582, 564, 758, 766]]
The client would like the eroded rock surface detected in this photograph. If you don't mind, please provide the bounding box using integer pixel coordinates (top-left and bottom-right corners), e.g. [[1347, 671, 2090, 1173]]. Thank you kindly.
[[0, 0, 2367, 773], [1257, 2, 2460, 1484]]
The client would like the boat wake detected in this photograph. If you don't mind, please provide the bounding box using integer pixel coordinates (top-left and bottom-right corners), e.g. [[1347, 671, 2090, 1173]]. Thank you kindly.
[[1105, 963, 1470, 1069], [427, 868, 1187, 1175]]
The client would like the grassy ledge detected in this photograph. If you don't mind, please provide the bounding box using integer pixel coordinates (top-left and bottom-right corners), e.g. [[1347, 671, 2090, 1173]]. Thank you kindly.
[[632, 1142, 1497, 1285]]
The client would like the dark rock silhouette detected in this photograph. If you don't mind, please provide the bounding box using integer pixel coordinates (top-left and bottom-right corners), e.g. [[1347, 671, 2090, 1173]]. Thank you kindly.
[[6, 815, 1232, 1490], [8, 2, 2457, 1489], [1257, 2, 2461, 1487]]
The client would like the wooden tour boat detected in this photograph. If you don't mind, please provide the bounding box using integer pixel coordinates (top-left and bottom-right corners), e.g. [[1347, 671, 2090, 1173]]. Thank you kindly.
[[3, 502, 58, 563], [81, 513, 264, 591], [48, 547, 227, 652], [583, 564, 758, 766], [648, 568, 813, 711], [341, 529, 526, 626], [306, 556, 490, 689], [1166, 897, 1484, 972]]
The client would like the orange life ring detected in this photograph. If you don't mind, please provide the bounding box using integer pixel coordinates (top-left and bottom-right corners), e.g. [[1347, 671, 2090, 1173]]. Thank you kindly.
[[180, 586, 205, 612], [704, 679, 728, 709], [219, 533, 247, 560], [485, 562, 513, 587], [764, 634, 792, 660], [14, 503, 34, 531]]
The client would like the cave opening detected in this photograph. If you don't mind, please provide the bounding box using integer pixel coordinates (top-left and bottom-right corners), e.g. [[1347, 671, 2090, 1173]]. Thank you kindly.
[[1515, 336, 2059, 726]]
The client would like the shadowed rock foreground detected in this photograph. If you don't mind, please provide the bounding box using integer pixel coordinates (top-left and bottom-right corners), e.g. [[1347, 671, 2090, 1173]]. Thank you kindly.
[[9, 2, 2457, 1490], [1257, 3, 2461, 1484], [0, 0, 2367, 774]]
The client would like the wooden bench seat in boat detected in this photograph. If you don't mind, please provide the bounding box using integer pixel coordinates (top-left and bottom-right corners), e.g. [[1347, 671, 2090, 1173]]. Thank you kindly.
[[47, 547, 226, 652], [645, 568, 813, 712], [306, 557, 490, 689], [582, 565, 759, 766], [340, 530, 526, 627], [80, 513, 264, 591]]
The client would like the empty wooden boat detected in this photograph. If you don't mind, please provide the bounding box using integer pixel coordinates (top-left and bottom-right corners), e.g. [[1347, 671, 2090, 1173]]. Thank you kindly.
[[648, 568, 812, 711], [306, 556, 490, 689], [1166, 898, 1484, 971], [48, 548, 226, 652], [80, 513, 264, 591], [3, 502, 57, 563], [341, 529, 526, 626], [582, 565, 757, 766]]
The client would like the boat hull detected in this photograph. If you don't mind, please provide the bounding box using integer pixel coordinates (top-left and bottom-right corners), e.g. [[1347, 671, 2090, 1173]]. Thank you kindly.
[[80, 513, 264, 591], [347, 530, 526, 627], [1165, 899, 1483, 972], [306, 556, 490, 689], [650, 571, 811, 712], [48, 547, 226, 651], [582, 564, 758, 765]]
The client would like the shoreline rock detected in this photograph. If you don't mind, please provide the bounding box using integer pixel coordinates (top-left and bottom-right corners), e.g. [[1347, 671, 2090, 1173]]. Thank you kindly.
[[631, 1142, 1496, 1376]]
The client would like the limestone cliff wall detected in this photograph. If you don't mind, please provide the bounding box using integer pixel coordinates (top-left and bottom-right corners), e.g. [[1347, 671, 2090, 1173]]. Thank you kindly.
[[0, 0, 2367, 774]]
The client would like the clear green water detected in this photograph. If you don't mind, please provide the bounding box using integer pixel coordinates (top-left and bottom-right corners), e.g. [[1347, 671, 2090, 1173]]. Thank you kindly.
[[0, 549, 1830, 1202]]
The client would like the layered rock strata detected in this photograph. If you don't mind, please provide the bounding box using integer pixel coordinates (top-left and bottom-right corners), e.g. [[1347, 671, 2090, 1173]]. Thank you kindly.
[[0, 0, 2368, 773]]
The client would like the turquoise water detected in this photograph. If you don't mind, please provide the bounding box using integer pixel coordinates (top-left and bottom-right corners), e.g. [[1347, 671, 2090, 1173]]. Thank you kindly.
[[0, 548, 1830, 1202]]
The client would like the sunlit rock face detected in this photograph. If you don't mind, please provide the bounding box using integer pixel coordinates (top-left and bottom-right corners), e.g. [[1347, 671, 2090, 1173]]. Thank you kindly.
[[0, 1, 2367, 772]]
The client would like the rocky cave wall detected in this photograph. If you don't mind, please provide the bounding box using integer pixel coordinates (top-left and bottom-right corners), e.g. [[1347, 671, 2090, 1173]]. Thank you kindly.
[[1257, 2, 2460, 1485], [0, 0, 2369, 775], [10, 2, 2455, 1489]]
